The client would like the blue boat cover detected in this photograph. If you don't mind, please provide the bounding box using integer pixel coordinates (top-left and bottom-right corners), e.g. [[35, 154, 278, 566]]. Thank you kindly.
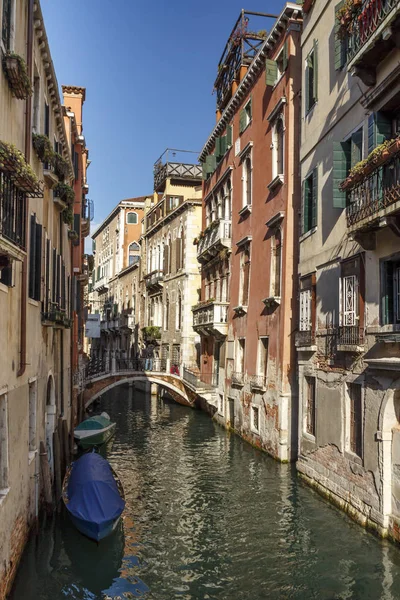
[[67, 453, 125, 526]]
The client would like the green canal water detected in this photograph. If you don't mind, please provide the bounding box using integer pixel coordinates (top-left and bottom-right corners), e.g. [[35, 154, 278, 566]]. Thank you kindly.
[[10, 384, 400, 599]]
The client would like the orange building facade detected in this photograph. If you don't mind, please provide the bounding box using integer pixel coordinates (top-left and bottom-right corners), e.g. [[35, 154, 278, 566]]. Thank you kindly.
[[196, 4, 302, 461]]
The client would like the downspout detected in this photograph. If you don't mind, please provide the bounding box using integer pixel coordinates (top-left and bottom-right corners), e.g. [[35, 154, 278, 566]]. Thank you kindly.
[[59, 213, 64, 416], [18, 0, 34, 377]]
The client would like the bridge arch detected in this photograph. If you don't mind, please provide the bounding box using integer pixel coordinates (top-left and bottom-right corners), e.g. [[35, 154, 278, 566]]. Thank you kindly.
[[84, 373, 193, 409]]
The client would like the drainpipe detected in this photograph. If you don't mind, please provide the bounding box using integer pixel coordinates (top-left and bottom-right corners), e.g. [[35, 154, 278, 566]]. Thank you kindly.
[[60, 213, 64, 416], [18, 0, 34, 377]]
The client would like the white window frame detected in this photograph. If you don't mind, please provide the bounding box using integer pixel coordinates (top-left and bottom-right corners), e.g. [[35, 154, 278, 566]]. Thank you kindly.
[[251, 404, 260, 434], [339, 274, 358, 326], [243, 98, 252, 129], [257, 336, 269, 379], [1, 0, 16, 53], [299, 289, 312, 331], [302, 375, 316, 440], [270, 227, 282, 299], [241, 150, 252, 209], [272, 115, 285, 181], [344, 379, 364, 459], [236, 337, 245, 373]]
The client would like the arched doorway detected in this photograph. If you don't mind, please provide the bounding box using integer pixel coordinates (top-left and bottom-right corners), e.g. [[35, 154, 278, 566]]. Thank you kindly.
[[45, 375, 56, 480]]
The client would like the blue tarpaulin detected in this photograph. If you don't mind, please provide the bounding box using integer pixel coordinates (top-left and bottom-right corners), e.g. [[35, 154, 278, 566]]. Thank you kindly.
[[67, 453, 125, 529]]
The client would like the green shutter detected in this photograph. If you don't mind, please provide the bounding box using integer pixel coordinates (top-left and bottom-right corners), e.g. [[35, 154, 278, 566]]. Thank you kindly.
[[248, 96, 252, 119], [282, 39, 288, 72], [239, 109, 246, 133], [351, 129, 363, 168], [311, 168, 318, 228], [302, 179, 309, 234], [368, 112, 392, 154], [305, 62, 310, 114], [206, 154, 217, 173], [226, 125, 232, 147], [382, 261, 394, 325], [202, 160, 208, 180], [313, 39, 318, 102], [220, 135, 227, 156], [334, 2, 346, 70], [333, 141, 350, 208], [215, 136, 222, 159], [265, 59, 277, 86]]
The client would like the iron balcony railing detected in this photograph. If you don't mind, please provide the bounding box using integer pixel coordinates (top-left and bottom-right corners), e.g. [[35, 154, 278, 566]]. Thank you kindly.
[[337, 326, 364, 347], [0, 171, 26, 249], [86, 357, 106, 378], [295, 330, 316, 347], [144, 270, 164, 288], [182, 366, 219, 389], [192, 301, 229, 329], [346, 149, 400, 227], [82, 198, 94, 222], [232, 371, 245, 386], [249, 375, 266, 391], [197, 220, 232, 260], [116, 358, 167, 372], [347, 0, 398, 64]]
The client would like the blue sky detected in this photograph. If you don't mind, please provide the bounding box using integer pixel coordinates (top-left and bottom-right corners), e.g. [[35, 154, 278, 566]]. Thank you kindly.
[[41, 0, 286, 227]]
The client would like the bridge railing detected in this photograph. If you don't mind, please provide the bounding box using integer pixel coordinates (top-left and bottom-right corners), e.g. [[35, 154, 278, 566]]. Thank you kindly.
[[115, 358, 167, 372]]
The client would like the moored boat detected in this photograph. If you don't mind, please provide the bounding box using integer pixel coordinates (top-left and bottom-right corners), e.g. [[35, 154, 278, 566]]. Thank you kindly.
[[62, 452, 125, 542], [74, 412, 116, 449]]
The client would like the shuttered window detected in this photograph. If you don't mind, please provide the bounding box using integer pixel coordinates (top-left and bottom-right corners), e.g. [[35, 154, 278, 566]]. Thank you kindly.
[[28, 215, 42, 301], [368, 112, 392, 155], [305, 41, 318, 114], [0, 262, 13, 287], [381, 258, 400, 325], [241, 243, 251, 306], [266, 59, 277, 87], [239, 98, 252, 133], [302, 168, 318, 234], [2, 0, 12, 49], [334, 1, 347, 70], [44, 102, 50, 137]]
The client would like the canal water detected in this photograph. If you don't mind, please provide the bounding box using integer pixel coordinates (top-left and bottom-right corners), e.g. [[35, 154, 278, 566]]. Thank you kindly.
[[10, 384, 400, 600]]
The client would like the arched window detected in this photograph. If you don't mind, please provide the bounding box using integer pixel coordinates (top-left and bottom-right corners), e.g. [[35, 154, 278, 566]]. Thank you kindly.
[[243, 156, 252, 207], [176, 293, 182, 330], [275, 118, 284, 177], [126, 212, 138, 224], [129, 241, 140, 265], [164, 295, 169, 330]]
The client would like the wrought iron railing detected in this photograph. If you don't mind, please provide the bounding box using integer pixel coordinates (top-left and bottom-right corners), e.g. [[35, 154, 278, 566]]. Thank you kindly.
[[0, 172, 26, 249], [347, 0, 398, 63], [82, 198, 94, 222], [295, 330, 316, 347], [182, 365, 218, 388], [154, 162, 202, 191], [249, 375, 266, 391], [197, 220, 231, 259], [144, 270, 164, 288], [337, 326, 364, 347], [346, 150, 400, 227], [232, 371, 245, 386], [86, 357, 106, 378], [115, 358, 166, 372]]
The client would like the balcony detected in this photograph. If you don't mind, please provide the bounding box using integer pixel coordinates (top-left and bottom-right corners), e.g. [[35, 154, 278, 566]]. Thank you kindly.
[[336, 326, 364, 352], [346, 0, 400, 85], [94, 276, 109, 294], [182, 365, 219, 390], [192, 300, 229, 338], [295, 330, 316, 351], [42, 308, 71, 329], [153, 149, 202, 193], [197, 220, 231, 263], [345, 143, 400, 238], [249, 375, 266, 392], [120, 309, 135, 331], [0, 172, 27, 261], [144, 269, 164, 290], [81, 198, 94, 237], [231, 371, 245, 387]]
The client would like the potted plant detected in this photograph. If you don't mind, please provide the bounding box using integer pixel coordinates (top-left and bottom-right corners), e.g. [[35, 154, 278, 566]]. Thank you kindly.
[[54, 182, 75, 205], [62, 205, 74, 227], [0, 140, 40, 192], [53, 153, 69, 180], [32, 134, 54, 164], [2, 52, 32, 99], [68, 230, 78, 241]]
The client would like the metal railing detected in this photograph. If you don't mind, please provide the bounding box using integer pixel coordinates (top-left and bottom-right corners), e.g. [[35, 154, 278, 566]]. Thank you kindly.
[[249, 375, 266, 391], [0, 172, 26, 249], [182, 365, 218, 389], [197, 220, 231, 259], [144, 270, 164, 288], [347, 0, 398, 63], [346, 150, 400, 227], [337, 326, 364, 347], [82, 198, 94, 222], [295, 330, 316, 347], [116, 358, 167, 372], [192, 301, 229, 328], [86, 357, 106, 378], [154, 161, 202, 191]]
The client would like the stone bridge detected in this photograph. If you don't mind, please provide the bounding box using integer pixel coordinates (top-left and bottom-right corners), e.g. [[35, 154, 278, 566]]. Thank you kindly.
[[83, 369, 199, 408]]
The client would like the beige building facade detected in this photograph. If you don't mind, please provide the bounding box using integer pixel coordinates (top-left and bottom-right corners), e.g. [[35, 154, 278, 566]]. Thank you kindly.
[[297, 0, 400, 540]]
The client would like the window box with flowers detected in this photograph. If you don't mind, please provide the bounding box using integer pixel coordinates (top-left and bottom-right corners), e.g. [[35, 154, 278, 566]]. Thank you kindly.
[[0, 141, 43, 196], [54, 182, 75, 206], [2, 53, 32, 100], [53, 153, 70, 181], [341, 136, 400, 191]]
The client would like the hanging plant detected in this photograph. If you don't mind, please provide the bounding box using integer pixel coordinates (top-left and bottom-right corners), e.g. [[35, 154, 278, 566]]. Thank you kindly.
[[2, 52, 32, 99], [55, 182, 75, 205], [62, 204, 73, 226], [53, 153, 69, 180], [68, 230, 78, 241], [87, 254, 95, 272], [0, 141, 40, 191], [32, 134, 55, 164]]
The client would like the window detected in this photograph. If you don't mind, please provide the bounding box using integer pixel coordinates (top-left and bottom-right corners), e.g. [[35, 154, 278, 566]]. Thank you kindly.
[[302, 169, 317, 234], [237, 338, 246, 373], [339, 257, 363, 329], [2, 0, 12, 50], [334, 2, 348, 71], [271, 229, 281, 298], [28, 380, 37, 453], [251, 405, 260, 433], [44, 101, 50, 137], [0, 172, 27, 249], [164, 295, 169, 330], [305, 377, 316, 436], [176, 293, 182, 330], [126, 212, 138, 224], [348, 383, 362, 457], [240, 243, 251, 306], [32, 76, 40, 133], [265, 40, 288, 86], [242, 155, 252, 207], [299, 274, 316, 333], [381, 257, 400, 325], [305, 41, 318, 114], [219, 394, 224, 415], [239, 98, 252, 133], [0, 392, 9, 491], [257, 337, 269, 380], [333, 128, 363, 209], [274, 118, 284, 178], [129, 241, 140, 265], [29, 214, 42, 301]]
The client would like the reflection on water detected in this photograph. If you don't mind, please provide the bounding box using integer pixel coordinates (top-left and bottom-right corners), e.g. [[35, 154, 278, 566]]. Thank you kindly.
[[10, 384, 400, 599]]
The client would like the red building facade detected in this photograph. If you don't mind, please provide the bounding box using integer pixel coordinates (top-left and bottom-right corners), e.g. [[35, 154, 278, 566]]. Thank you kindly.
[[195, 4, 302, 461]]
